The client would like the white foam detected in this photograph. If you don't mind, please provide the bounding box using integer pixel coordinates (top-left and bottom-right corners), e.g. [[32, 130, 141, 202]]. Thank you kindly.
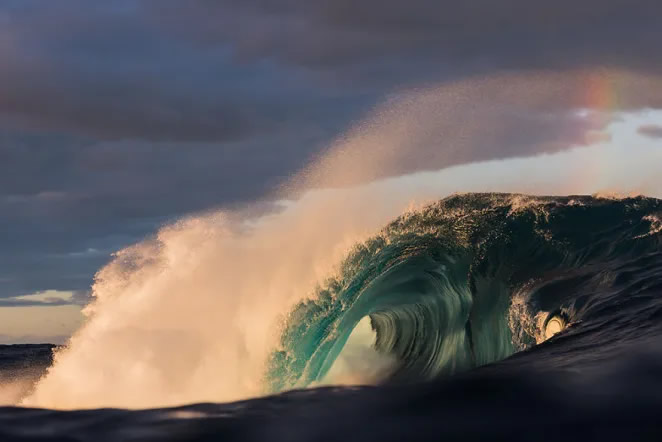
[[23, 72, 662, 409]]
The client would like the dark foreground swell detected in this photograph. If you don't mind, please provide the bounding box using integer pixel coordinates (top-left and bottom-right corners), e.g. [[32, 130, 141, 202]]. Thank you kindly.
[[2, 341, 662, 441], [2, 193, 662, 441]]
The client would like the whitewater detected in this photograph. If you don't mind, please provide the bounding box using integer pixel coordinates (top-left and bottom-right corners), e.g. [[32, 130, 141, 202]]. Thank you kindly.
[[13, 71, 662, 411], [19, 157, 661, 408]]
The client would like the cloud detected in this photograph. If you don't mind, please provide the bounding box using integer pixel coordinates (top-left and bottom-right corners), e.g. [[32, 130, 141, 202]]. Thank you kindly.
[[638, 125, 662, 139], [0, 1, 345, 143], [0, 290, 90, 307], [0, 334, 68, 345], [1, 0, 662, 305], [2, 1, 662, 143], [148, 0, 662, 77]]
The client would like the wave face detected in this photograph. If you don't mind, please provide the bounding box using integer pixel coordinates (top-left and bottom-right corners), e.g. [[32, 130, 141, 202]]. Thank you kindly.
[[267, 193, 662, 391]]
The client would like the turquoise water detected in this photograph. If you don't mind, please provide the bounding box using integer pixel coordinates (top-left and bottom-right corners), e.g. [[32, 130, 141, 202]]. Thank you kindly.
[[266, 193, 662, 391]]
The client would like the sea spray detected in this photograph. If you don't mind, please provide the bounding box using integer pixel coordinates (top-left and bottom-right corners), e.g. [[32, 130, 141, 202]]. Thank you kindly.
[[24, 71, 662, 409]]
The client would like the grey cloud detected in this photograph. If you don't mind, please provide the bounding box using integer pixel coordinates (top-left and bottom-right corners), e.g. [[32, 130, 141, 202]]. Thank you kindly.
[[0, 1, 337, 143], [0, 290, 89, 307], [0, 299, 71, 307], [2, 0, 662, 145], [638, 125, 662, 139], [148, 1, 662, 77]]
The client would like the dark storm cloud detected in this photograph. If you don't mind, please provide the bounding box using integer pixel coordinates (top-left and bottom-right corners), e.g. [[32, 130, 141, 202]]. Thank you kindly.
[[148, 0, 662, 76], [3, 0, 662, 142], [0, 0, 346, 142], [1, 0, 662, 305], [638, 125, 662, 139]]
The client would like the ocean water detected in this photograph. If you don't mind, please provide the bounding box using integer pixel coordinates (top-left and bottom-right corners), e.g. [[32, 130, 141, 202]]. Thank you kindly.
[[1, 193, 661, 441]]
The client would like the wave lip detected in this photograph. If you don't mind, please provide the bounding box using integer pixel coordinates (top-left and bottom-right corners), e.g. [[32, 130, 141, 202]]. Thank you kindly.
[[267, 193, 662, 391]]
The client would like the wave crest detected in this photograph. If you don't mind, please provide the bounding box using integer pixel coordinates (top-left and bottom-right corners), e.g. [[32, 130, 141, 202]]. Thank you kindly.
[[267, 194, 662, 391]]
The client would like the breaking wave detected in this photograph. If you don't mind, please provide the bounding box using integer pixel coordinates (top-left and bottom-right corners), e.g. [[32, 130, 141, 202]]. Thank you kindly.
[[21, 71, 662, 410], [266, 194, 662, 391]]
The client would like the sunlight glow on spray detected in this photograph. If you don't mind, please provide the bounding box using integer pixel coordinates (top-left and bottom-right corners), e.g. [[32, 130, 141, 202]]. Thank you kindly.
[[22, 69, 662, 409]]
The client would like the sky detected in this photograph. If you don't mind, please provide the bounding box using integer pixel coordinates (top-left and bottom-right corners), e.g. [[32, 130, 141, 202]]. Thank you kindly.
[[1, 0, 662, 343]]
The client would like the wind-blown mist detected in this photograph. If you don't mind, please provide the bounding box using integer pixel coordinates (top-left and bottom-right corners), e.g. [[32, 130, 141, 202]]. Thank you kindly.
[[22, 71, 662, 409]]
